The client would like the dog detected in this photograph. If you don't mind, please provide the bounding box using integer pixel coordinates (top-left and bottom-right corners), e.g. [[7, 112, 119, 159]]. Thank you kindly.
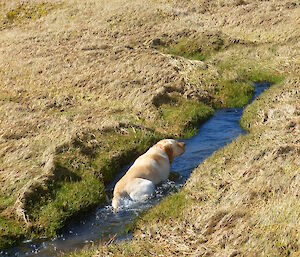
[[112, 139, 185, 212]]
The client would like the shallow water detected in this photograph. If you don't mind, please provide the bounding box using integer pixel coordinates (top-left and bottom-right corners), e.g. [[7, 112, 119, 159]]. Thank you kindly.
[[2, 83, 270, 257]]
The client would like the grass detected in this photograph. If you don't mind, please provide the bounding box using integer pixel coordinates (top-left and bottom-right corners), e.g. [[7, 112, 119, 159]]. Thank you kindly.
[[139, 191, 190, 224], [213, 66, 284, 108], [160, 35, 284, 109], [0, 97, 214, 247], [187, 56, 284, 108], [240, 80, 286, 131], [18, 102, 214, 239], [28, 175, 105, 237], [0, 217, 25, 250], [166, 38, 209, 61], [213, 80, 254, 108], [159, 32, 227, 61], [0, 0, 298, 254], [121, 191, 192, 236], [4, 2, 59, 26], [159, 96, 214, 137]]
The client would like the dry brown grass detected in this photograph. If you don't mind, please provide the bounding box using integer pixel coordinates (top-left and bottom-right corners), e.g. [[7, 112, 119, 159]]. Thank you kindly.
[[0, 0, 299, 251]]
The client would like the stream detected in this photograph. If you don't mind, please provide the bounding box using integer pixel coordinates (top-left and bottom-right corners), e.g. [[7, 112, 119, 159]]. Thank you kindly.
[[2, 83, 270, 257]]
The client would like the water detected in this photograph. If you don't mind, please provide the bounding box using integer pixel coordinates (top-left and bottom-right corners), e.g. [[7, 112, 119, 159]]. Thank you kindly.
[[1, 83, 270, 257]]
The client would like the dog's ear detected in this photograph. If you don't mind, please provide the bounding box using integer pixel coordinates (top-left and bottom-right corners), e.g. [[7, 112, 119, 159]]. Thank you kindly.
[[164, 144, 174, 164]]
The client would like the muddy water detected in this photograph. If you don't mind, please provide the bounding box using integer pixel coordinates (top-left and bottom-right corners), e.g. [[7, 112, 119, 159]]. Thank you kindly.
[[2, 83, 270, 257]]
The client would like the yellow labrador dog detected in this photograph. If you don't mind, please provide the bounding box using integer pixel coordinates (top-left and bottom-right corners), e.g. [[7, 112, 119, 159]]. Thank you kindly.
[[112, 139, 185, 212]]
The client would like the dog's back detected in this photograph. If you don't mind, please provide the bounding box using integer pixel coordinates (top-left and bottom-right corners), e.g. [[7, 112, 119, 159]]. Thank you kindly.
[[112, 139, 185, 212], [112, 146, 170, 211]]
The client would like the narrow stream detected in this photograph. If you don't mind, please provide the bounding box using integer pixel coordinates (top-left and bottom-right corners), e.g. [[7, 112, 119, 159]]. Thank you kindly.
[[2, 83, 270, 257]]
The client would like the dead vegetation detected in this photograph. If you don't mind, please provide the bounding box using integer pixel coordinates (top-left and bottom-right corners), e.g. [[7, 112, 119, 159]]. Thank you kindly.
[[0, 0, 299, 252]]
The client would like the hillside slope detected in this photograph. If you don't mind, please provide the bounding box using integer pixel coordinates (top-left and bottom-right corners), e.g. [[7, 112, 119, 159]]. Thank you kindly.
[[0, 0, 299, 250]]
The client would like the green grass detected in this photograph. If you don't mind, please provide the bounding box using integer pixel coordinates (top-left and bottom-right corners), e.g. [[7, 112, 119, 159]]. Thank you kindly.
[[0, 216, 25, 250], [28, 175, 105, 237], [213, 62, 284, 108], [166, 38, 208, 61], [213, 80, 254, 108], [123, 190, 191, 235], [236, 67, 284, 85], [3, 2, 60, 26], [160, 33, 226, 61], [91, 129, 163, 183], [159, 96, 214, 137], [140, 191, 190, 223]]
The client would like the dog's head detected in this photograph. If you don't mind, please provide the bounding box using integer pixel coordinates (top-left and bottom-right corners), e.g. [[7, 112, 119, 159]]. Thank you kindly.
[[156, 139, 185, 163]]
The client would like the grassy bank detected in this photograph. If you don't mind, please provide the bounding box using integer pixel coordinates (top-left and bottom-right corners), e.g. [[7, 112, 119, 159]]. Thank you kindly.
[[0, 0, 298, 252], [158, 96, 214, 137]]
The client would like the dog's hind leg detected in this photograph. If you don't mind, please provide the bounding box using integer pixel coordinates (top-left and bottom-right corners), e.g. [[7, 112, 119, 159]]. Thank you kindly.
[[127, 178, 155, 202]]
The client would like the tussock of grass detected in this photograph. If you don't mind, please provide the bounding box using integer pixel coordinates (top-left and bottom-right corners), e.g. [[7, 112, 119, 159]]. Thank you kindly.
[[139, 191, 190, 224], [165, 38, 208, 61], [214, 80, 254, 108], [3, 2, 60, 27], [236, 67, 284, 85], [159, 96, 214, 137], [159, 32, 226, 61], [0, 217, 25, 250], [28, 175, 105, 237], [188, 58, 284, 108]]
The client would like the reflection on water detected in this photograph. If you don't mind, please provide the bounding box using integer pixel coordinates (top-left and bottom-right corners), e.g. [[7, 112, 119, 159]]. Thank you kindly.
[[1, 83, 270, 257]]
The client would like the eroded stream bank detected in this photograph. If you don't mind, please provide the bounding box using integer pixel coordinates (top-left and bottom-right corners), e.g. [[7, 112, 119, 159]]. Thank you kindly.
[[1, 83, 271, 257]]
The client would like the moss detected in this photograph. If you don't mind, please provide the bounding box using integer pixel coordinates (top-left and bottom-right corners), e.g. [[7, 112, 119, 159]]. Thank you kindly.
[[139, 191, 190, 224], [159, 33, 226, 61], [237, 67, 284, 85], [159, 96, 214, 138], [213, 62, 284, 108], [0, 195, 15, 212], [4, 2, 60, 26], [213, 80, 254, 108], [166, 38, 208, 61], [29, 175, 105, 237], [0, 216, 25, 250]]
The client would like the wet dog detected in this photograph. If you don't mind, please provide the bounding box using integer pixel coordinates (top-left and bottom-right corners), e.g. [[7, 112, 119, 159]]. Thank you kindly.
[[112, 139, 185, 212]]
